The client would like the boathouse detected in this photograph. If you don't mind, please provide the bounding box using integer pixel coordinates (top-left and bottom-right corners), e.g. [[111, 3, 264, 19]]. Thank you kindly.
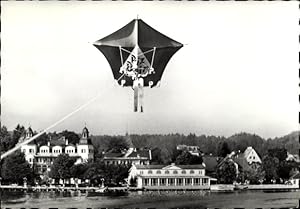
[[128, 163, 213, 190]]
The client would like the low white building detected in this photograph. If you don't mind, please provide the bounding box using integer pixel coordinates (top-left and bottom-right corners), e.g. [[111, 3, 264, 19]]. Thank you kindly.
[[103, 147, 152, 166], [129, 163, 212, 190]]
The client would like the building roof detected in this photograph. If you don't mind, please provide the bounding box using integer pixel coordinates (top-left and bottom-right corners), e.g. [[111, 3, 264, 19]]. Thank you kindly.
[[203, 156, 219, 172], [291, 172, 300, 179], [127, 150, 150, 158], [104, 148, 151, 159], [104, 152, 124, 158], [78, 127, 93, 145], [78, 138, 93, 145], [50, 137, 67, 146], [134, 164, 205, 170], [233, 156, 251, 171]]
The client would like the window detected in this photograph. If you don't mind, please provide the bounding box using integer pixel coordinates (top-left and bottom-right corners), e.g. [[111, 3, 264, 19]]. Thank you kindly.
[[199, 170, 202, 175], [168, 178, 175, 186], [173, 170, 178, 174], [190, 170, 195, 174], [181, 170, 186, 174], [176, 178, 183, 186], [203, 178, 208, 185], [185, 178, 192, 185], [144, 178, 149, 186], [156, 170, 161, 174], [148, 170, 153, 174], [140, 171, 144, 174], [159, 178, 166, 186], [165, 170, 170, 174], [194, 178, 200, 185], [151, 178, 157, 186]]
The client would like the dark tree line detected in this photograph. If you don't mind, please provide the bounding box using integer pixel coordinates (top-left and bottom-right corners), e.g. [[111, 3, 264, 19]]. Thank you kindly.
[[48, 154, 130, 186]]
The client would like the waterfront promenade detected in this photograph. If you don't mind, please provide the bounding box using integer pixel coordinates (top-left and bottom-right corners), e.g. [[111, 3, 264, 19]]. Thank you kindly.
[[0, 185, 131, 192], [1, 183, 298, 192]]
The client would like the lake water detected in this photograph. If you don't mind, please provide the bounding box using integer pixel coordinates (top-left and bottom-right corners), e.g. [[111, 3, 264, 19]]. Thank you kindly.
[[1, 190, 299, 209]]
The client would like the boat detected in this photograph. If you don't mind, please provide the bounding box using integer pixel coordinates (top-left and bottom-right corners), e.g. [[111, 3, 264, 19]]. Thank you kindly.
[[4, 196, 30, 204], [95, 186, 108, 193], [210, 184, 235, 192], [234, 184, 248, 190]]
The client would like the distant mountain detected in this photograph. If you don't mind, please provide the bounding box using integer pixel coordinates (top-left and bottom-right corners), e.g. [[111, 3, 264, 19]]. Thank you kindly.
[[269, 131, 299, 155]]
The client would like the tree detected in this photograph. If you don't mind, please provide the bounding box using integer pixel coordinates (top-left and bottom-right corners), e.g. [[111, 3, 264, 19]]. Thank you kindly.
[[84, 162, 105, 185], [262, 155, 279, 183], [151, 147, 164, 164], [277, 161, 293, 181], [217, 141, 231, 158], [0, 126, 12, 152], [267, 148, 287, 162], [70, 163, 88, 179], [216, 161, 237, 184], [1, 151, 34, 185], [107, 136, 129, 153], [49, 154, 76, 184], [35, 133, 49, 146], [239, 166, 265, 184], [60, 130, 80, 145], [11, 125, 26, 149], [175, 151, 203, 165], [84, 162, 130, 186]]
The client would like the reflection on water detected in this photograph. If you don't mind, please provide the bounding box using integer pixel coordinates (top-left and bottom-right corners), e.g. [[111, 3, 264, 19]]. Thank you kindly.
[[1, 190, 299, 209]]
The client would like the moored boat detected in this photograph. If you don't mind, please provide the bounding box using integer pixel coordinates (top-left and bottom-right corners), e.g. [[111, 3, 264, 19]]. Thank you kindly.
[[95, 186, 108, 193], [210, 184, 235, 192]]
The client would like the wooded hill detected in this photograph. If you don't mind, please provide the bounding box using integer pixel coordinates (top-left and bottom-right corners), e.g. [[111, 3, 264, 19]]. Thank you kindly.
[[91, 131, 299, 160]]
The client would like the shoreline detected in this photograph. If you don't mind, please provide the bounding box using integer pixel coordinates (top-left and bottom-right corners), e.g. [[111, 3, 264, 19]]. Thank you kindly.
[[1, 184, 299, 192]]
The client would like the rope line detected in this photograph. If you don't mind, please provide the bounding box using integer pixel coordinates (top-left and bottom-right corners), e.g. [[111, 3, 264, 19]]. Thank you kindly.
[[0, 73, 125, 160]]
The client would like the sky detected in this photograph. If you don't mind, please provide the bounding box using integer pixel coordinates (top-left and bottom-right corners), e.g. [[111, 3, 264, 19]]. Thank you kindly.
[[1, 1, 299, 139]]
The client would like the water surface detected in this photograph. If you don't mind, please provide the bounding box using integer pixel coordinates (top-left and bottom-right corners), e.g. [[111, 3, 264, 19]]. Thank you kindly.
[[1, 190, 299, 209]]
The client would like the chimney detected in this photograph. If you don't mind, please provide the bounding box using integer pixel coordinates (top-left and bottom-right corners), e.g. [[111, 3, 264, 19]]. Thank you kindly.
[[47, 141, 50, 146], [149, 150, 152, 160], [65, 139, 68, 146]]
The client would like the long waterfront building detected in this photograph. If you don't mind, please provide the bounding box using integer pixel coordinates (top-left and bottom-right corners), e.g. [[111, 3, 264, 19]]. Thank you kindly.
[[129, 163, 214, 190]]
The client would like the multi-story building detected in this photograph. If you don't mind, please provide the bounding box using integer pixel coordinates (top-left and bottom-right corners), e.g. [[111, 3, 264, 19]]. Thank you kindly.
[[103, 147, 152, 166], [176, 145, 202, 156], [19, 126, 94, 176], [128, 163, 213, 190], [103, 133, 152, 166]]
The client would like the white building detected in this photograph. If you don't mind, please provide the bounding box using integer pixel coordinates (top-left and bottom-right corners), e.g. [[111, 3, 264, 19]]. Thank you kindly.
[[176, 145, 202, 156], [129, 163, 212, 190], [19, 126, 94, 175], [243, 146, 262, 164], [103, 147, 152, 166]]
